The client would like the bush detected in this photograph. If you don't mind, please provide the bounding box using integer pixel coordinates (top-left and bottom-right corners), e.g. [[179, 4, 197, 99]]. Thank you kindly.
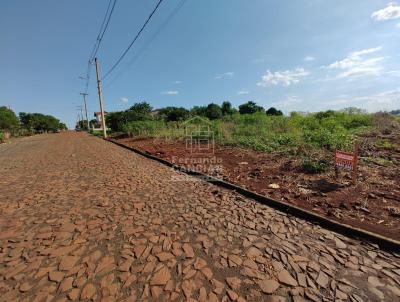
[[373, 112, 399, 134], [300, 158, 329, 174], [122, 120, 164, 137], [0, 131, 4, 143]]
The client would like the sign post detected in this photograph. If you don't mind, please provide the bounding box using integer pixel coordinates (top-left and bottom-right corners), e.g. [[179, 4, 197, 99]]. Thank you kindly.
[[334, 142, 359, 185]]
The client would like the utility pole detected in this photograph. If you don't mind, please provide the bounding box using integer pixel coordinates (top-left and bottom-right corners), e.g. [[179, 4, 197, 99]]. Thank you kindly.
[[80, 92, 90, 131], [94, 58, 107, 138], [76, 106, 83, 129]]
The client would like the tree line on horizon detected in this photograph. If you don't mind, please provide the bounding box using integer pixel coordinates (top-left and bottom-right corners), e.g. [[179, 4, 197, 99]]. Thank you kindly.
[[104, 101, 284, 132], [0, 106, 67, 139]]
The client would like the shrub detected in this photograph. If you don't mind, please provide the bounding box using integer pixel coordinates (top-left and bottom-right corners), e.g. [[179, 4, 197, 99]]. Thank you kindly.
[[373, 112, 399, 134], [300, 158, 329, 174], [123, 120, 164, 137], [0, 131, 4, 143]]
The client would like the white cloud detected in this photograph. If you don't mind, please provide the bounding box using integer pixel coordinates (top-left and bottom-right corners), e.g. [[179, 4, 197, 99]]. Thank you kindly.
[[161, 91, 179, 95], [397, 22, 400, 27], [237, 90, 249, 95], [173, 80, 182, 84], [120, 97, 128, 103], [327, 47, 384, 79], [304, 56, 315, 61], [371, 2, 400, 21], [271, 95, 302, 108], [326, 90, 400, 111], [257, 68, 310, 87], [215, 72, 234, 79]]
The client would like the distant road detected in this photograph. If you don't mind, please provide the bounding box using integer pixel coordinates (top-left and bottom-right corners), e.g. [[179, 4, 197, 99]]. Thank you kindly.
[[0, 132, 399, 301]]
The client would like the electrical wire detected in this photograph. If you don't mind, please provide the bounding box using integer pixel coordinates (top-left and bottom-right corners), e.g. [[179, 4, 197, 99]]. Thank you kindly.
[[83, 0, 117, 93], [89, 0, 113, 60], [101, 0, 164, 80], [104, 0, 187, 88], [90, 0, 117, 61]]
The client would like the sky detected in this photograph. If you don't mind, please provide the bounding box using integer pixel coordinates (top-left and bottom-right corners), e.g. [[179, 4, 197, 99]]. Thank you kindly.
[[1, 0, 400, 128]]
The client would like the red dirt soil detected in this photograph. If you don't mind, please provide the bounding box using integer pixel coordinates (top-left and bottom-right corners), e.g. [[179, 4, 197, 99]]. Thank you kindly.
[[113, 134, 400, 241]]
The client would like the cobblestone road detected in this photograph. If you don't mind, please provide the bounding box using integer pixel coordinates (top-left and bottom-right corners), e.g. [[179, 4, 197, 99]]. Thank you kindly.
[[0, 132, 399, 302]]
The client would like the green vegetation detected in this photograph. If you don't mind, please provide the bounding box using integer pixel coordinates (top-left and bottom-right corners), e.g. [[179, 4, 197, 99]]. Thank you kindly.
[[104, 102, 400, 176], [0, 106, 19, 132], [238, 101, 264, 114], [376, 139, 396, 150], [19, 112, 65, 133], [300, 158, 329, 174], [0, 107, 66, 141], [107, 101, 381, 160]]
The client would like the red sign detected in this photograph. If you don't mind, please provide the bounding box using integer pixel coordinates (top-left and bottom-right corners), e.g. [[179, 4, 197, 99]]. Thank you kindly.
[[334, 143, 359, 184], [335, 150, 356, 171]]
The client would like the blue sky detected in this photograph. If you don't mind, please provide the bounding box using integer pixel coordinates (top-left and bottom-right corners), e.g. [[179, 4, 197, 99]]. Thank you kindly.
[[1, 0, 400, 128]]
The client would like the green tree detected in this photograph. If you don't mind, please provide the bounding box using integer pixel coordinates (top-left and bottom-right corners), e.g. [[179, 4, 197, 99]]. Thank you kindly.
[[190, 106, 207, 117], [129, 102, 152, 115], [206, 103, 222, 120], [238, 101, 264, 114], [106, 111, 127, 132], [159, 107, 189, 122], [19, 113, 61, 133], [266, 107, 283, 116], [0, 107, 19, 131], [221, 101, 236, 116]]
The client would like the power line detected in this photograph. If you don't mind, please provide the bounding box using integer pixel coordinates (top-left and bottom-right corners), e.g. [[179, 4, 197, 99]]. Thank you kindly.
[[90, 0, 117, 61], [89, 0, 113, 60], [104, 0, 187, 88], [101, 0, 164, 80], [83, 0, 117, 94]]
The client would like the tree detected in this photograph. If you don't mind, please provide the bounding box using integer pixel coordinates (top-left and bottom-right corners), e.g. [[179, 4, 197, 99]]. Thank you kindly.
[[19, 112, 62, 133], [0, 107, 19, 131], [221, 101, 236, 116], [206, 103, 222, 120], [238, 101, 264, 114], [106, 111, 127, 132], [106, 102, 155, 132], [190, 106, 207, 117], [59, 123, 68, 130], [129, 102, 152, 115], [159, 107, 189, 122], [266, 107, 283, 116], [19, 112, 32, 129]]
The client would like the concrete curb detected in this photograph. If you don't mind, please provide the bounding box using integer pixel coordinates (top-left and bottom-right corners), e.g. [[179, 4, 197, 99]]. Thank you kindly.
[[105, 137, 400, 252]]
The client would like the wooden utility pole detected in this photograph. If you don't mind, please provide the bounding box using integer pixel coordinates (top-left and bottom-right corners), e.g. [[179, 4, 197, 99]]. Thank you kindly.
[[80, 92, 90, 131], [94, 58, 107, 138]]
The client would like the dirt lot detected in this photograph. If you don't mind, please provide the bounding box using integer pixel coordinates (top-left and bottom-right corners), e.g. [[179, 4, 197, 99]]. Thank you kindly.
[[114, 132, 400, 241]]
